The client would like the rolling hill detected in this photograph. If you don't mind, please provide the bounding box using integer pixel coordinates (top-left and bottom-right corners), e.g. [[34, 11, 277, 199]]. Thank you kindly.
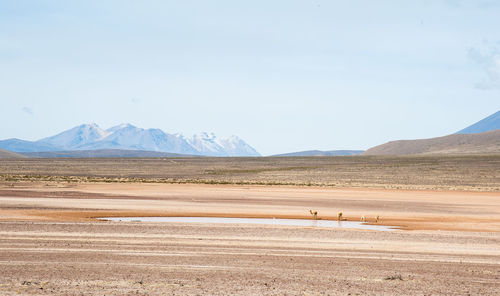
[[0, 148, 27, 158], [363, 129, 500, 155], [364, 110, 500, 155]]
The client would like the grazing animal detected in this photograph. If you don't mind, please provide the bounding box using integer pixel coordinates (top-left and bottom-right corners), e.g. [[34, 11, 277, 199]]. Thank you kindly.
[[360, 216, 366, 222], [309, 210, 318, 219], [337, 211, 343, 221]]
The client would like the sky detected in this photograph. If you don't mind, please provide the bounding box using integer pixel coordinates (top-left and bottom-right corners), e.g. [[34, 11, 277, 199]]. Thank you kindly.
[[0, 0, 499, 155]]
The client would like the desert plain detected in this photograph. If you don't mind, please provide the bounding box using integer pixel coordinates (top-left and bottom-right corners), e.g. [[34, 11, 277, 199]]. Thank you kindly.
[[0, 155, 499, 295]]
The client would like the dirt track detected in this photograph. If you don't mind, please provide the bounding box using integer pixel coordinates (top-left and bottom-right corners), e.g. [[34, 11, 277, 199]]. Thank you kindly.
[[0, 182, 499, 295]]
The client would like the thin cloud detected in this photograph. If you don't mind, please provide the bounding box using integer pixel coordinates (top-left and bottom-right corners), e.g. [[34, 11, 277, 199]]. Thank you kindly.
[[445, 0, 500, 9], [468, 45, 500, 90], [22, 106, 34, 116]]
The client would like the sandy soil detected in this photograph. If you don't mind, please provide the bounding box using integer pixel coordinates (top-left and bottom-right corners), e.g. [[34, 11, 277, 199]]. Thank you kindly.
[[1, 182, 499, 231], [0, 182, 499, 295]]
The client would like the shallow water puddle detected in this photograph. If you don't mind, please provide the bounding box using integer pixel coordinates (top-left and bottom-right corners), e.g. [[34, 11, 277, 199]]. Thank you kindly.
[[99, 217, 398, 231]]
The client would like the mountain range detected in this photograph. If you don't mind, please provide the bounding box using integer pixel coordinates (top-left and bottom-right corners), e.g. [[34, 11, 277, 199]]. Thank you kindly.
[[1, 110, 499, 158], [20, 149, 192, 158], [0, 124, 260, 157], [272, 150, 364, 157]]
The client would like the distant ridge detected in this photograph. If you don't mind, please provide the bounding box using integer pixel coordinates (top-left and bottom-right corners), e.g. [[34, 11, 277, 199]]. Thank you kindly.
[[456, 110, 500, 134], [272, 150, 364, 157], [0, 148, 27, 158], [0, 138, 58, 152], [20, 149, 198, 158], [363, 129, 500, 155]]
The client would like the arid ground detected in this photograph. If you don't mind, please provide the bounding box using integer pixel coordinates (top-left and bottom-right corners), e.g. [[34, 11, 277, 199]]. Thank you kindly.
[[0, 156, 499, 295]]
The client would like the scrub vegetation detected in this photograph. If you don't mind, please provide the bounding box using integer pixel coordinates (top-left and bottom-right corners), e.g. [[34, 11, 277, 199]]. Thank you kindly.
[[0, 154, 499, 191]]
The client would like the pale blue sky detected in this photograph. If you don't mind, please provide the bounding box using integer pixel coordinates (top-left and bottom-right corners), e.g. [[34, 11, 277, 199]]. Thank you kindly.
[[1, 0, 499, 155]]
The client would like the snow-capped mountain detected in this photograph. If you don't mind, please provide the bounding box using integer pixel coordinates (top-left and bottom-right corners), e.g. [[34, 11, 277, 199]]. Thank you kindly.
[[3, 123, 260, 156], [106, 123, 133, 133], [37, 123, 110, 150], [216, 135, 260, 156], [78, 124, 200, 155], [186, 133, 260, 157], [188, 132, 228, 156]]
